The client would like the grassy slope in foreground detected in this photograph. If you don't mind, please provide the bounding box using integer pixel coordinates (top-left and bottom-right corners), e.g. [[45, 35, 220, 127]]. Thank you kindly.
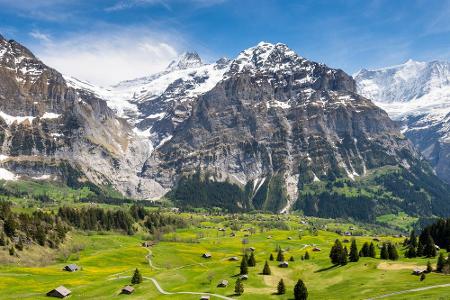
[[1, 215, 450, 299]]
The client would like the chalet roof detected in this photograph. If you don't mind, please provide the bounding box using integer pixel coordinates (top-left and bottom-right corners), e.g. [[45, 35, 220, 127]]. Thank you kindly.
[[64, 264, 79, 271], [47, 286, 71, 297], [218, 279, 229, 286], [122, 285, 135, 293], [279, 261, 289, 267], [202, 253, 212, 258], [200, 296, 210, 300]]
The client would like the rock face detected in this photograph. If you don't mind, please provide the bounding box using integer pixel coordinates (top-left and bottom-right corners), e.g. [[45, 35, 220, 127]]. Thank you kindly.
[[354, 60, 450, 183], [142, 43, 436, 212], [0, 36, 164, 198], [2, 37, 450, 217]]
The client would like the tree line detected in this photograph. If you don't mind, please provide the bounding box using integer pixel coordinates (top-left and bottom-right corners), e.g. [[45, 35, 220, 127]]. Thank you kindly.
[[1, 201, 188, 254]]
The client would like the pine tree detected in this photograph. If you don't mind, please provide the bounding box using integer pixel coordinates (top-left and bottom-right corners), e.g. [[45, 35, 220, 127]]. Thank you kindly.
[[262, 260, 271, 275], [131, 268, 142, 284], [405, 245, 417, 258], [248, 252, 256, 267], [369, 242, 376, 258], [294, 279, 308, 300], [437, 252, 446, 272], [304, 251, 310, 260], [426, 260, 433, 273], [276, 249, 284, 262], [423, 232, 437, 258], [277, 278, 286, 295], [341, 246, 348, 265], [235, 278, 244, 295], [417, 240, 424, 257], [420, 273, 426, 281], [290, 256, 295, 262], [269, 253, 274, 261], [330, 239, 343, 265], [380, 243, 389, 260], [409, 230, 418, 248], [349, 239, 359, 262], [388, 243, 399, 260], [361, 242, 370, 257], [240, 254, 249, 275]]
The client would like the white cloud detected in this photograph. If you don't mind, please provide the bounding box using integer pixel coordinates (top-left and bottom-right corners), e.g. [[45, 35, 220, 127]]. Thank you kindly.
[[106, 0, 226, 11], [29, 30, 52, 43], [31, 27, 181, 86]]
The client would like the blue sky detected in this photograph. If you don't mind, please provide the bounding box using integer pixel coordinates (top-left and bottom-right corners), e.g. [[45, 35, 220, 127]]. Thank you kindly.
[[1, 0, 449, 85]]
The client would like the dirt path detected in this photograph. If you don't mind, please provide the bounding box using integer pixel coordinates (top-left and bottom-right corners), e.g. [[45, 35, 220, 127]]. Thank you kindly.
[[366, 283, 450, 299], [145, 248, 161, 270], [147, 277, 234, 300]]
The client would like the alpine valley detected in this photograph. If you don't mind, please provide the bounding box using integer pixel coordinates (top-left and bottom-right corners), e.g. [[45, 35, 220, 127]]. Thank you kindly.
[[1, 35, 450, 221]]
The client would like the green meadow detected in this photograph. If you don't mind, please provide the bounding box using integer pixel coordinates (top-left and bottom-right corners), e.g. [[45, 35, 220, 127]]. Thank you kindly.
[[1, 213, 450, 300]]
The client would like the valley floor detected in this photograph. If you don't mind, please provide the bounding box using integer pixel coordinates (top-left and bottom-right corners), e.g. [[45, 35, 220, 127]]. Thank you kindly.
[[1, 216, 450, 299]]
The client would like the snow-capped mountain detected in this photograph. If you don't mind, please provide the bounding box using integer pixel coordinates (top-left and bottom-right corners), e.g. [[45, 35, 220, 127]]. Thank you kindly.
[[0, 34, 164, 198], [3, 35, 450, 216], [354, 60, 450, 183], [143, 42, 450, 215], [66, 51, 231, 150]]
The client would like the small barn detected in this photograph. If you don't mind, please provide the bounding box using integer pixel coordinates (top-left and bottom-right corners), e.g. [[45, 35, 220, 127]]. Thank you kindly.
[[412, 268, 426, 275], [228, 256, 239, 261], [47, 286, 71, 298], [202, 253, 212, 258], [239, 274, 248, 280], [200, 296, 210, 300], [312, 247, 321, 252], [63, 264, 79, 272], [217, 279, 229, 287], [249, 247, 255, 251], [121, 285, 135, 294], [142, 241, 156, 247], [279, 261, 289, 268]]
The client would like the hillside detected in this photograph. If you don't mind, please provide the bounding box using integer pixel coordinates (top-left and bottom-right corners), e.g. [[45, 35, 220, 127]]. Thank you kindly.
[[1, 36, 450, 219], [0, 35, 164, 198]]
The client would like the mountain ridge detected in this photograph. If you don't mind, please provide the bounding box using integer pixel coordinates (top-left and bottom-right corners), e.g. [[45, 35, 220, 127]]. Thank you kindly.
[[354, 59, 450, 184], [1, 36, 450, 218]]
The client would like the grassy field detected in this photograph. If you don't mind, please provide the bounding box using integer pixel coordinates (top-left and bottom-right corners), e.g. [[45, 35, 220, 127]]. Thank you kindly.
[[0, 214, 450, 300]]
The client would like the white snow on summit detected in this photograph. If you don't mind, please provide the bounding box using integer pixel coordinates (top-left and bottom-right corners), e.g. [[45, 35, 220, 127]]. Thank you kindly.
[[355, 60, 450, 119]]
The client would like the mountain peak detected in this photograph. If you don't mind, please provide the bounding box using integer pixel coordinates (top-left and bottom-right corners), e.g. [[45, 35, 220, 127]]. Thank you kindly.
[[167, 51, 203, 71], [231, 41, 302, 73]]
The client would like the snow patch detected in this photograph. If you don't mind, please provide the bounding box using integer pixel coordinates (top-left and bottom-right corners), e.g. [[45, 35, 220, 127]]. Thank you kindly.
[[41, 112, 61, 119], [0, 111, 35, 126], [0, 168, 17, 181]]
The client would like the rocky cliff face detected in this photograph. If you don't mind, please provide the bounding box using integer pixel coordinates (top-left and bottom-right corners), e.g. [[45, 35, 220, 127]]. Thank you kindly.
[[2, 36, 449, 218], [142, 43, 431, 213], [0, 35, 164, 198], [354, 60, 450, 183]]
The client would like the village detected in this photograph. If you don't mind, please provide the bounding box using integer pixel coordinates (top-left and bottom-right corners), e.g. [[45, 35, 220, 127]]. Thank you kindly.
[[9, 212, 445, 300]]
